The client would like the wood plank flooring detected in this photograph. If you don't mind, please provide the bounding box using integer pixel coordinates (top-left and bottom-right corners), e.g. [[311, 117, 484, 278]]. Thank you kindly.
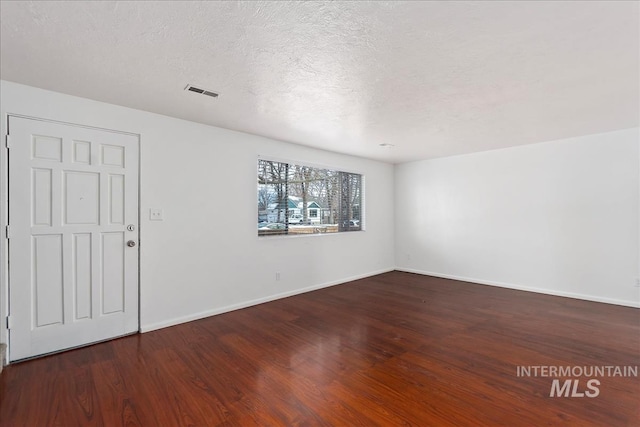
[[1, 271, 638, 426]]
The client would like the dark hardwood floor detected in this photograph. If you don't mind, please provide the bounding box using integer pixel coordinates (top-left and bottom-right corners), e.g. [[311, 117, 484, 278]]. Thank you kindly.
[[1, 271, 638, 426]]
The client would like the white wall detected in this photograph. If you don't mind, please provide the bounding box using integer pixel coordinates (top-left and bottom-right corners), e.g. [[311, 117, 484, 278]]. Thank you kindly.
[[0, 81, 395, 349], [395, 128, 640, 307], [1, 80, 637, 364]]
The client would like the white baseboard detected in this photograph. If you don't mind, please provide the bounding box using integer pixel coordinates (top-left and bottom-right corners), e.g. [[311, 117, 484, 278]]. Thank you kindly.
[[140, 267, 395, 333], [396, 268, 640, 309], [141, 266, 638, 333]]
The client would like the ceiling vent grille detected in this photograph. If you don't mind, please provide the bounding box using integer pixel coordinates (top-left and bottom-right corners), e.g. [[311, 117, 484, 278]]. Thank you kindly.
[[185, 84, 219, 98]]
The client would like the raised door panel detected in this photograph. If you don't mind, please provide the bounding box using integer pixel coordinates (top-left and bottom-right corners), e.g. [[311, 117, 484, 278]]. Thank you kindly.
[[101, 232, 125, 315], [64, 171, 100, 225], [73, 233, 92, 320], [33, 234, 64, 328]]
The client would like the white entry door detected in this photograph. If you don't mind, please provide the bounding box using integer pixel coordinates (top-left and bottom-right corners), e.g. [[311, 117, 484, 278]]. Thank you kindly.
[[8, 116, 139, 361]]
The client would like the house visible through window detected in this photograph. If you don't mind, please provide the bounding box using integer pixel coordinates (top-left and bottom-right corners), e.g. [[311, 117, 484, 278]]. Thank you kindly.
[[257, 159, 362, 236]]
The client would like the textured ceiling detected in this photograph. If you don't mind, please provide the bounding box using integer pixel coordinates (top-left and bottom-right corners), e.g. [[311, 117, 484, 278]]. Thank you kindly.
[[1, 1, 638, 163]]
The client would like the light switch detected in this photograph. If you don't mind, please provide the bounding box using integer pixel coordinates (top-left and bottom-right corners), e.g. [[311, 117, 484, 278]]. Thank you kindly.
[[149, 208, 163, 221]]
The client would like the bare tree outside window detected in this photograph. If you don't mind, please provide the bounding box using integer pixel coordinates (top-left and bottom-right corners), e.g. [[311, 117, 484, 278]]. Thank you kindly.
[[257, 159, 362, 236]]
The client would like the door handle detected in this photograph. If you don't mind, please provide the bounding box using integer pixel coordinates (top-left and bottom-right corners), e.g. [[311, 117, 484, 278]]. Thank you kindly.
[[127, 240, 136, 248]]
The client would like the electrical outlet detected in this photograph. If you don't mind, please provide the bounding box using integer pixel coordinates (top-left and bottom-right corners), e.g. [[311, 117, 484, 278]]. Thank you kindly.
[[635, 278, 640, 288], [149, 208, 163, 221], [275, 272, 281, 281]]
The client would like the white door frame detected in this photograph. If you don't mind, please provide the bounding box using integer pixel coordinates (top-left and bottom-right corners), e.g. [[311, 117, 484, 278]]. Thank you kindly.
[[1, 114, 8, 366], [1, 114, 141, 363]]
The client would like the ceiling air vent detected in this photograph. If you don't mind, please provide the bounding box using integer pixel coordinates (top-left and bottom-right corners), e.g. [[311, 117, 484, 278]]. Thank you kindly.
[[185, 84, 219, 98]]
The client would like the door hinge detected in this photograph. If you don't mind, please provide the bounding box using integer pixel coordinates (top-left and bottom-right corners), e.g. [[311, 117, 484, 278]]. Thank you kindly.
[[5, 134, 10, 149], [6, 315, 12, 330], [5, 225, 9, 239]]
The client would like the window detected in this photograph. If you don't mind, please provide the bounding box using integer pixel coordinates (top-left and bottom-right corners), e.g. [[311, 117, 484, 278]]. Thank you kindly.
[[257, 159, 362, 236]]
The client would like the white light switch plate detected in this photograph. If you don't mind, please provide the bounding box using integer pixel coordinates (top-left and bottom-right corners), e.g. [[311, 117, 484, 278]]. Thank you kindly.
[[149, 208, 163, 221]]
